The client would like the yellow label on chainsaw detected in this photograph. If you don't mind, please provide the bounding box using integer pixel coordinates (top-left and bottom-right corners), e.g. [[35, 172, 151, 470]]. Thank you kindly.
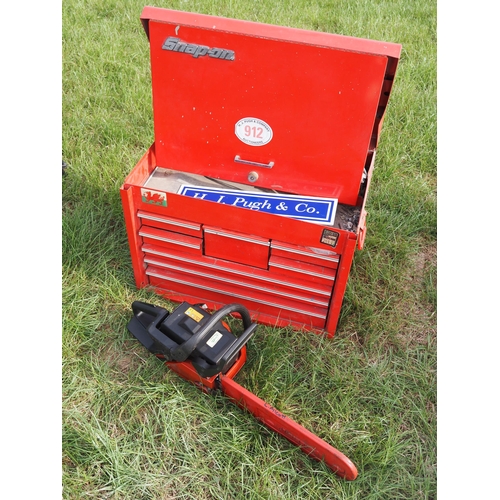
[[185, 307, 204, 322]]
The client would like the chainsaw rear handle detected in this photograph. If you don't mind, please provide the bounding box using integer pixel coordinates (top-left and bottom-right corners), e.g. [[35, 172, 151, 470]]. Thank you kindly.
[[130, 301, 173, 354], [211, 321, 258, 374], [170, 303, 254, 362], [132, 300, 165, 319]]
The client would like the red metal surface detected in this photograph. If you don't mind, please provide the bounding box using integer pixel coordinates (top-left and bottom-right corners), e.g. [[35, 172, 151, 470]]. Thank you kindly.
[[324, 235, 357, 334], [138, 211, 203, 237], [268, 255, 336, 287], [147, 270, 329, 329], [143, 252, 332, 308], [142, 244, 333, 295], [139, 226, 203, 255], [142, 7, 400, 206], [120, 183, 147, 288], [204, 227, 270, 269]]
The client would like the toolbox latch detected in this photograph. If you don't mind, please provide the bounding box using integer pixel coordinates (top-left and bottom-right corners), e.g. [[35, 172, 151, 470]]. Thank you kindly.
[[357, 209, 368, 250]]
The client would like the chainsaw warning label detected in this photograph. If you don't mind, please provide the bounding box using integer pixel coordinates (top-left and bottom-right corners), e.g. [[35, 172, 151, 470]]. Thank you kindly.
[[185, 307, 204, 322]]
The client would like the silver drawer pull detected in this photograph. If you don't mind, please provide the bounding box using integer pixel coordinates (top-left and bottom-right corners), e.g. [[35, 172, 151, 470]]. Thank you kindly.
[[234, 155, 274, 168]]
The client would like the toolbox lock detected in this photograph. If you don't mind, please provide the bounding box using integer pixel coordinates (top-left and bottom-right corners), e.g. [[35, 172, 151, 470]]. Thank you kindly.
[[247, 171, 259, 182]]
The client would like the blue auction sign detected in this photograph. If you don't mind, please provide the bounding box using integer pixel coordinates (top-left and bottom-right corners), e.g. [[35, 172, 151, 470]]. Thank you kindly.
[[178, 185, 338, 225]]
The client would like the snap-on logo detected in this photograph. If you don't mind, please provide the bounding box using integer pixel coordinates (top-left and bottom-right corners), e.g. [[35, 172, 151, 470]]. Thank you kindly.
[[162, 37, 235, 61]]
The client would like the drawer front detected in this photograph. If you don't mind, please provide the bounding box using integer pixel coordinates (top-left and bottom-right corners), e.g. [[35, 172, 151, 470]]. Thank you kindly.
[[143, 246, 331, 307], [142, 246, 333, 297], [268, 255, 336, 287], [271, 240, 339, 268], [138, 210, 202, 237], [204, 226, 270, 270], [146, 267, 328, 329], [139, 226, 203, 254]]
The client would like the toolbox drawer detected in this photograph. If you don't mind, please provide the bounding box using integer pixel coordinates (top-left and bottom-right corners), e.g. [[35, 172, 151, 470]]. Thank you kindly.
[[138, 210, 202, 237], [268, 255, 336, 287], [204, 227, 270, 270], [142, 244, 331, 305], [146, 267, 329, 329], [271, 240, 339, 268], [139, 225, 203, 255]]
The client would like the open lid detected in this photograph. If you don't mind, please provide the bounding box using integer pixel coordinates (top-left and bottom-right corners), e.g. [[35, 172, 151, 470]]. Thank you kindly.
[[141, 7, 401, 206]]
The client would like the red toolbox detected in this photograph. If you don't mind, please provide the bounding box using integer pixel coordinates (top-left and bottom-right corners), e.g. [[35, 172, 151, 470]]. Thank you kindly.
[[121, 6, 401, 337]]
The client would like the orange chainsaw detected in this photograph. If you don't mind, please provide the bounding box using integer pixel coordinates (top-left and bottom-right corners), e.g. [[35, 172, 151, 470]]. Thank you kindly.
[[127, 300, 358, 480]]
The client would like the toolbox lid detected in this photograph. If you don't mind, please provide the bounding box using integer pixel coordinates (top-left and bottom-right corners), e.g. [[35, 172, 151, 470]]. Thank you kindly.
[[141, 7, 401, 206]]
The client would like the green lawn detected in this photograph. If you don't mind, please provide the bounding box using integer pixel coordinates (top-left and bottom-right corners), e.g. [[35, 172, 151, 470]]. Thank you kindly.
[[62, 0, 437, 498]]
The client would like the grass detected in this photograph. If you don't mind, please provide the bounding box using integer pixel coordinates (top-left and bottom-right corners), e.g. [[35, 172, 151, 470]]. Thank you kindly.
[[62, 0, 436, 498]]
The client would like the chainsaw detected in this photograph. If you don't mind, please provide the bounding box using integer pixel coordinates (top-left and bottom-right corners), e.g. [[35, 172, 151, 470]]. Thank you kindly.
[[127, 300, 358, 480]]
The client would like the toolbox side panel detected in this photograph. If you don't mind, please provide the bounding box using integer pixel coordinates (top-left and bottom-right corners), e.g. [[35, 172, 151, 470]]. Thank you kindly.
[[122, 145, 157, 189], [325, 236, 357, 335], [120, 185, 147, 288]]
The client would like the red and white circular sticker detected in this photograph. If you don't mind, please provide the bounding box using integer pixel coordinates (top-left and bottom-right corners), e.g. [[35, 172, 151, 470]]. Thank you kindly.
[[235, 117, 273, 146]]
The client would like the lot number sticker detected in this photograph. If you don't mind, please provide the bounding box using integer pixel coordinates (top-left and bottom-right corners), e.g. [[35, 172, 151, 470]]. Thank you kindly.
[[235, 117, 273, 146]]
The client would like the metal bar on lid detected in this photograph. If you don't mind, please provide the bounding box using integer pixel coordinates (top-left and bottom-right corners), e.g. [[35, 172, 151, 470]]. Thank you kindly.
[[234, 155, 274, 168]]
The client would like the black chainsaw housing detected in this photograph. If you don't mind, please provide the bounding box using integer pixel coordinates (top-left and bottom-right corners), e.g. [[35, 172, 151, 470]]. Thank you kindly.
[[127, 301, 257, 377]]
